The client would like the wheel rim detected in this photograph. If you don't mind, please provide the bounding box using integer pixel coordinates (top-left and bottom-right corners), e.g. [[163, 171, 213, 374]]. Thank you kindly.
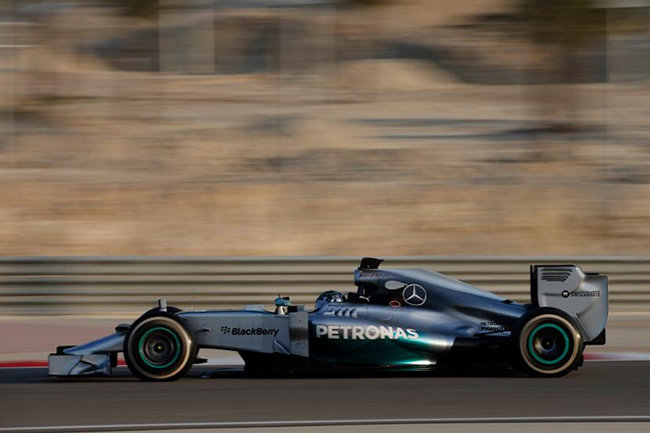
[[519, 314, 581, 375], [527, 323, 570, 365], [138, 326, 181, 369]]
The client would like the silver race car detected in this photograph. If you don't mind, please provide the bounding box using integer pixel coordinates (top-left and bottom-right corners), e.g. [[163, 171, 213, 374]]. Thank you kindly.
[[49, 258, 608, 380]]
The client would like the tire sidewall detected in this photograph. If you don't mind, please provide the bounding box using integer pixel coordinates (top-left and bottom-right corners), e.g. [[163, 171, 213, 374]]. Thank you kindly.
[[124, 310, 196, 381], [515, 308, 584, 377]]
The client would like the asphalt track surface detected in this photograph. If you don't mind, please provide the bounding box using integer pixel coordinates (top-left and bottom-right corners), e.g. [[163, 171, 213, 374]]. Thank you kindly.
[[1, 362, 649, 431]]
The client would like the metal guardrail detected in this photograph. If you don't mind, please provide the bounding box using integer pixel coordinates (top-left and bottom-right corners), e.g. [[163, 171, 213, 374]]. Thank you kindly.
[[0, 256, 649, 315]]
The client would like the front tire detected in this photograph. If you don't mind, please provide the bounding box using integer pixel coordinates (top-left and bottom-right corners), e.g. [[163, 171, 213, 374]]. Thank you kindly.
[[124, 311, 196, 381], [515, 308, 583, 377]]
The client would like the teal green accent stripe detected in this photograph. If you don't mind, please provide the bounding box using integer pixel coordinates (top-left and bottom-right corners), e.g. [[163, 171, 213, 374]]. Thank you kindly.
[[138, 326, 181, 369], [528, 323, 570, 365]]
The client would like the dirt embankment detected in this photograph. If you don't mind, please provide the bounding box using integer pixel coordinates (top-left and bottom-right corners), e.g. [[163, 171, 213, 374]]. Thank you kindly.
[[0, 2, 648, 256]]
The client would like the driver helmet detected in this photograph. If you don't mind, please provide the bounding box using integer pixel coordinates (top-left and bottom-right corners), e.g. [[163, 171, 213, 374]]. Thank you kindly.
[[315, 290, 347, 309]]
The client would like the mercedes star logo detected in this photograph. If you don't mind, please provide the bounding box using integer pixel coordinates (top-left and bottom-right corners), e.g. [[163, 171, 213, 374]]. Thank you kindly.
[[402, 284, 427, 306]]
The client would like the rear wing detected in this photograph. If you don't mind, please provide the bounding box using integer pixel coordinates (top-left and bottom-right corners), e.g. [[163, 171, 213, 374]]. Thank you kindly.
[[531, 265, 608, 343]]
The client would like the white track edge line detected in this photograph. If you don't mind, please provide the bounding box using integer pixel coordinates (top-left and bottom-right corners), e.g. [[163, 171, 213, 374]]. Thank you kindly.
[[3, 416, 650, 432]]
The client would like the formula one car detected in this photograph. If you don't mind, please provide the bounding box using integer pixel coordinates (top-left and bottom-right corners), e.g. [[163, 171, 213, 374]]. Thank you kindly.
[[49, 258, 608, 380]]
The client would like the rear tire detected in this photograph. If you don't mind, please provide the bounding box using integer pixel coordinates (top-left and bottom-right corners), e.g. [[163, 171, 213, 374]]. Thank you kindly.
[[514, 308, 584, 377], [124, 310, 196, 381]]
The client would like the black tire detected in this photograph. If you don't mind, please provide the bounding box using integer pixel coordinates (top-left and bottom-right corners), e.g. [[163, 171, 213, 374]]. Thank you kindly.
[[514, 308, 584, 377], [124, 310, 196, 381]]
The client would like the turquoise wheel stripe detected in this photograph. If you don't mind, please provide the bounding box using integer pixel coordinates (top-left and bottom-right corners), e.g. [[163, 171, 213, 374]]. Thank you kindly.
[[527, 323, 570, 365], [138, 326, 181, 369]]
